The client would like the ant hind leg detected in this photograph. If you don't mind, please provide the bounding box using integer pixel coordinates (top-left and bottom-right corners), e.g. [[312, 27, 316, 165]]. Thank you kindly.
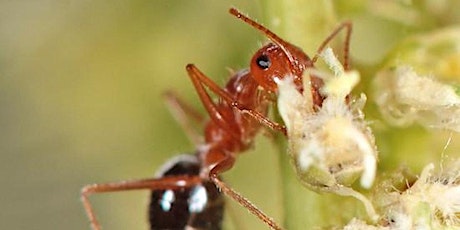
[[208, 155, 283, 230], [81, 175, 202, 230]]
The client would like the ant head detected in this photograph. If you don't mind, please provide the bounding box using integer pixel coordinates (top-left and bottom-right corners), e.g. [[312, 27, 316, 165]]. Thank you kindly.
[[250, 43, 312, 92], [229, 8, 314, 92]]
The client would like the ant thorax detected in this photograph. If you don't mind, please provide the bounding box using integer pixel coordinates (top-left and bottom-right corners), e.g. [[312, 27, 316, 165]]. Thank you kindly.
[[276, 48, 378, 220]]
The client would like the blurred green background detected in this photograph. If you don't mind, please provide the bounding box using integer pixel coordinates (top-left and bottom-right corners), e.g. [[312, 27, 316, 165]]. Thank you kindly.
[[0, 1, 284, 229]]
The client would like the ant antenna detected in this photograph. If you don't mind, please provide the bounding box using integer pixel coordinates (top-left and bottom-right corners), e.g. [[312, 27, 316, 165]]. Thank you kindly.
[[312, 21, 352, 70], [229, 8, 297, 71]]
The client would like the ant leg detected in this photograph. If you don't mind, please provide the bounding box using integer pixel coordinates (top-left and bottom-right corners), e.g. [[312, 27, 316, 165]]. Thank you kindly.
[[312, 21, 353, 70], [208, 156, 283, 230], [185, 64, 287, 135], [163, 90, 205, 146], [81, 176, 202, 230], [240, 109, 286, 136], [185, 64, 240, 138]]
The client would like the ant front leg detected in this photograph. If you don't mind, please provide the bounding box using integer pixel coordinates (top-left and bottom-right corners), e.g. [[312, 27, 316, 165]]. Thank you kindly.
[[81, 175, 202, 230], [238, 107, 287, 136], [185, 64, 287, 136], [208, 155, 283, 230], [185, 64, 240, 138], [312, 21, 353, 70]]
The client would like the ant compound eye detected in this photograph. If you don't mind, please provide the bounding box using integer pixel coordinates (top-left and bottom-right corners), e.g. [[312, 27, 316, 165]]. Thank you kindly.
[[256, 55, 271, 70]]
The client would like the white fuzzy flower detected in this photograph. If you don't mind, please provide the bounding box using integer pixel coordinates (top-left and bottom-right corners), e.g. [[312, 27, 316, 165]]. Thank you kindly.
[[276, 48, 378, 220], [374, 66, 460, 132]]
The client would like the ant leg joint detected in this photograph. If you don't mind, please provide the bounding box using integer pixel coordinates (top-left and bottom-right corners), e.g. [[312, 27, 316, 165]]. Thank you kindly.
[[81, 184, 96, 195]]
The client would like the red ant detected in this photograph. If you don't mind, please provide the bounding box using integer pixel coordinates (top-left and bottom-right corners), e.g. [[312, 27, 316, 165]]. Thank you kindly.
[[81, 7, 352, 230], [81, 62, 279, 229]]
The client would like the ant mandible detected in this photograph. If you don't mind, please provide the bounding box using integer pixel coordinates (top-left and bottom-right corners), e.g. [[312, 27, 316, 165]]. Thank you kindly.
[[81, 7, 352, 230]]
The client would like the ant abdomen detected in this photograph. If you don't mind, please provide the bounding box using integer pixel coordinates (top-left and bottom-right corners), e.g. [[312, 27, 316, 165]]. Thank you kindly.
[[149, 155, 224, 230]]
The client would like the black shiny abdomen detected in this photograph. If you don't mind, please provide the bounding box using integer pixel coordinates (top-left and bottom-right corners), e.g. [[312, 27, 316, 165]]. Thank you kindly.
[[149, 155, 224, 230]]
